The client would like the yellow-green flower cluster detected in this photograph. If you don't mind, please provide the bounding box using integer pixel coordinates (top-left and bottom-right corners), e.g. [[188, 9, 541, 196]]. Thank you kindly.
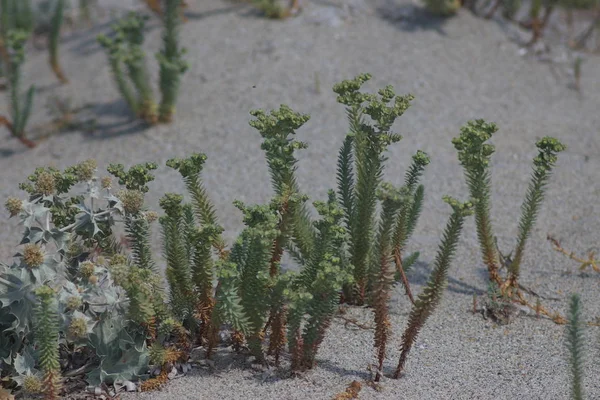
[[5, 197, 23, 217], [23, 244, 44, 268]]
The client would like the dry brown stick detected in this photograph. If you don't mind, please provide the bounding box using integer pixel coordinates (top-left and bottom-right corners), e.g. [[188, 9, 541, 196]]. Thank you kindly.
[[336, 314, 374, 330], [332, 380, 361, 400], [548, 234, 599, 273], [394, 248, 415, 305], [514, 290, 566, 324], [0, 115, 36, 148]]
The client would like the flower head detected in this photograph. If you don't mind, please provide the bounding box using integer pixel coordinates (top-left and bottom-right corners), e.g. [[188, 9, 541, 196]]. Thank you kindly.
[[23, 244, 44, 268]]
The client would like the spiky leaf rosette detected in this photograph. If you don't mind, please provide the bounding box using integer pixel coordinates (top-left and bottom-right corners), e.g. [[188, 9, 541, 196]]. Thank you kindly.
[[371, 183, 404, 381], [566, 294, 585, 400], [508, 137, 566, 285], [34, 286, 62, 399], [452, 120, 501, 285], [394, 197, 474, 378], [333, 73, 412, 304], [157, 0, 188, 122], [250, 105, 315, 262]]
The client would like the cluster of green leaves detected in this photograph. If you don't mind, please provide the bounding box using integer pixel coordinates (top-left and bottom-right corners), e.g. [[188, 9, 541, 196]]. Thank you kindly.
[[0, 74, 520, 398], [157, 0, 188, 122], [3, 29, 35, 145], [0, 0, 34, 39], [422, 0, 462, 15], [0, 159, 179, 398], [566, 294, 585, 400], [48, 0, 68, 84], [97, 7, 188, 125], [332, 73, 427, 306], [452, 120, 566, 312], [0, 0, 74, 147], [251, 0, 288, 18]]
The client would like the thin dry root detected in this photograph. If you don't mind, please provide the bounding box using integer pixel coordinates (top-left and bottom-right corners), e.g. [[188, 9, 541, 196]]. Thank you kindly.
[[332, 380, 361, 400], [0, 115, 36, 148], [51, 61, 69, 84], [394, 248, 415, 305], [514, 291, 567, 324], [336, 314, 374, 330], [548, 234, 599, 273]]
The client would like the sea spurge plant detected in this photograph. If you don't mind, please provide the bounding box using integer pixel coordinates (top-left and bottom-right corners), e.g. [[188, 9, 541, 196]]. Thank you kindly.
[[157, 0, 188, 122], [508, 137, 566, 287], [2, 29, 35, 148], [249, 105, 314, 263], [249, 105, 316, 360], [159, 193, 195, 326], [566, 294, 585, 400], [333, 73, 426, 305], [453, 120, 567, 323], [372, 183, 405, 381], [452, 120, 500, 285], [234, 200, 281, 362], [98, 13, 156, 123], [48, 0, 68, 84], [287, 191, 351, 371], [0, 74, 525, 393], [98, 9, 188, 125], [394, 196, 474, 378], [97, 32, 139, 115], [392, 150, 430, 297], [34, 285, 62, 399]]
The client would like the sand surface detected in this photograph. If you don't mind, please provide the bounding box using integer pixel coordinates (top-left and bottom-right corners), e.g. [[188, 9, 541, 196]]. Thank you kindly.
[[2, 0, 600, 399]]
